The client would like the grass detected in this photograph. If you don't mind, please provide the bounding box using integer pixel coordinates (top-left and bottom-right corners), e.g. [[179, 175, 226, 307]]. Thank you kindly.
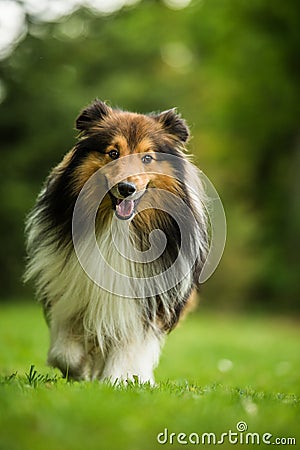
[[0, 303, 299, 450]]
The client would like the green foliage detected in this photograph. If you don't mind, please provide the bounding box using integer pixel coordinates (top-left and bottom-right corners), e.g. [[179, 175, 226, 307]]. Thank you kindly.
[[24, 364, 58, 387], [0, 0, 299, 309], [0, 304, 299, 450]]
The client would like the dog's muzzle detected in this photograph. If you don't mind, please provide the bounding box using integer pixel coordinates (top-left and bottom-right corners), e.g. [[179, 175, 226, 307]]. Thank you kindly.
[[109, 182, 144, 220]]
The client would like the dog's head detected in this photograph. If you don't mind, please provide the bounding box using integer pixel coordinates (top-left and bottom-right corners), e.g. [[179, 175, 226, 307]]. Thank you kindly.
[[71, 100, 190, 221]]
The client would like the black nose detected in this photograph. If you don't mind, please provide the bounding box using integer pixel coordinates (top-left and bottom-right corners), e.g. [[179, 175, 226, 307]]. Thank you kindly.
[[117, 182, 136, 198]]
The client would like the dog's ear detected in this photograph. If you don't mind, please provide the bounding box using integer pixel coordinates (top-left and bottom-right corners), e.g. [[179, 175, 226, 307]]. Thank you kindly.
[[154, 108, 190, 143], [76, 100, 112, 133]]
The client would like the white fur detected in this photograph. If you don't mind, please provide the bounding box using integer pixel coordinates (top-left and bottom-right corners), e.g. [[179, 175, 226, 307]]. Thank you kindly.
[[100, 333, 162, 384], [25, 219, 179, 382]]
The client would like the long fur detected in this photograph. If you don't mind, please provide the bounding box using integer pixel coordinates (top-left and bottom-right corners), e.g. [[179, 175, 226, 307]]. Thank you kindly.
[[24, 100, 209, 383]]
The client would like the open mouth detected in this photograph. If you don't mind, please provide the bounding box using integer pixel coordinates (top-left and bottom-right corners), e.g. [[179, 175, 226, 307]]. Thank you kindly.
[[109, 193, 143, 220], [115, 197, 135, 220]]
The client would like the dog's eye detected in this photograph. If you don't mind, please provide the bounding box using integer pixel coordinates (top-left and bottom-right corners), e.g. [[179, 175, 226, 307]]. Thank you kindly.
[[108, 149, 119, 160], [142, 154, 153, 164]]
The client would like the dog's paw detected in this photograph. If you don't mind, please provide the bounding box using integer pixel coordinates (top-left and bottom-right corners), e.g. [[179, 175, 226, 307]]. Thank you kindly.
[[48, 340, 91, 380]]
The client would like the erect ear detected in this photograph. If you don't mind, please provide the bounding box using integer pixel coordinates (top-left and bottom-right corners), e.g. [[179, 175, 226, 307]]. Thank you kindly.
[[76, 100, 112, 133], [154, 108, 190, 143]]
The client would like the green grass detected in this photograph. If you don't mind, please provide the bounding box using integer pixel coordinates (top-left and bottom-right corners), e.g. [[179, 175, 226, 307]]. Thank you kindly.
[[0, 303, 299, 450]]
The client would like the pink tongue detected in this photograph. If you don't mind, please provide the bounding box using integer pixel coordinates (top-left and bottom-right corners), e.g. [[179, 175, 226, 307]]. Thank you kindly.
[[116, 199, 134, 218]]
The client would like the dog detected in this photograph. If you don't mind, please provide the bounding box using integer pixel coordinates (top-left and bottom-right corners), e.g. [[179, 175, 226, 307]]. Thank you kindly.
[[25, 100, 209, 383]]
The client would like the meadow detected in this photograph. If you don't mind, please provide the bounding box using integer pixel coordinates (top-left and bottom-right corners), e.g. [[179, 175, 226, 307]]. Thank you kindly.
[[0, 303, 299, 450]]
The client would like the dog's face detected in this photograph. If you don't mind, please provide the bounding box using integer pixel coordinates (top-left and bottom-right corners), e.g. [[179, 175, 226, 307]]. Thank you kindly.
[[69, 100, 190, 221]]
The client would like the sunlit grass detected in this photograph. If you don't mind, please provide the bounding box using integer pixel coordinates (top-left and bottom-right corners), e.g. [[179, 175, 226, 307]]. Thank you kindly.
[[0, 303, 299, 450]]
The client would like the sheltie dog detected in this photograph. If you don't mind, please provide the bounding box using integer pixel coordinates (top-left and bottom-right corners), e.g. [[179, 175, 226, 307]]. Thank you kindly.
[[25, 100, 209, 383]]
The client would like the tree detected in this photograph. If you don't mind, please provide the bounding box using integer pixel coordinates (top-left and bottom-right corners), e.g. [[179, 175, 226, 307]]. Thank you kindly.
[[0, 0, 299, 310]]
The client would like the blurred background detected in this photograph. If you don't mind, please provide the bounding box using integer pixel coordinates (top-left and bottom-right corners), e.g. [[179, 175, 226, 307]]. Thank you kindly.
[[0, 0, 299, 313]]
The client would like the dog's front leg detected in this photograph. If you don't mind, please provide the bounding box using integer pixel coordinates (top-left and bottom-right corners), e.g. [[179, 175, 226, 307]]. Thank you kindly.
[[47, 318, 94, 380], [100, 332, 163, 385]]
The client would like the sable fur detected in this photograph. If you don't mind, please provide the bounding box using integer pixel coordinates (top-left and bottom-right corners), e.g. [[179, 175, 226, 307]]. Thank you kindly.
[[25, 100, 209, 383]]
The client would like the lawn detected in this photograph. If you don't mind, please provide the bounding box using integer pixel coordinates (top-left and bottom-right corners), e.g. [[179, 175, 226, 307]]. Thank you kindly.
[[0, 303, 299, 450]]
